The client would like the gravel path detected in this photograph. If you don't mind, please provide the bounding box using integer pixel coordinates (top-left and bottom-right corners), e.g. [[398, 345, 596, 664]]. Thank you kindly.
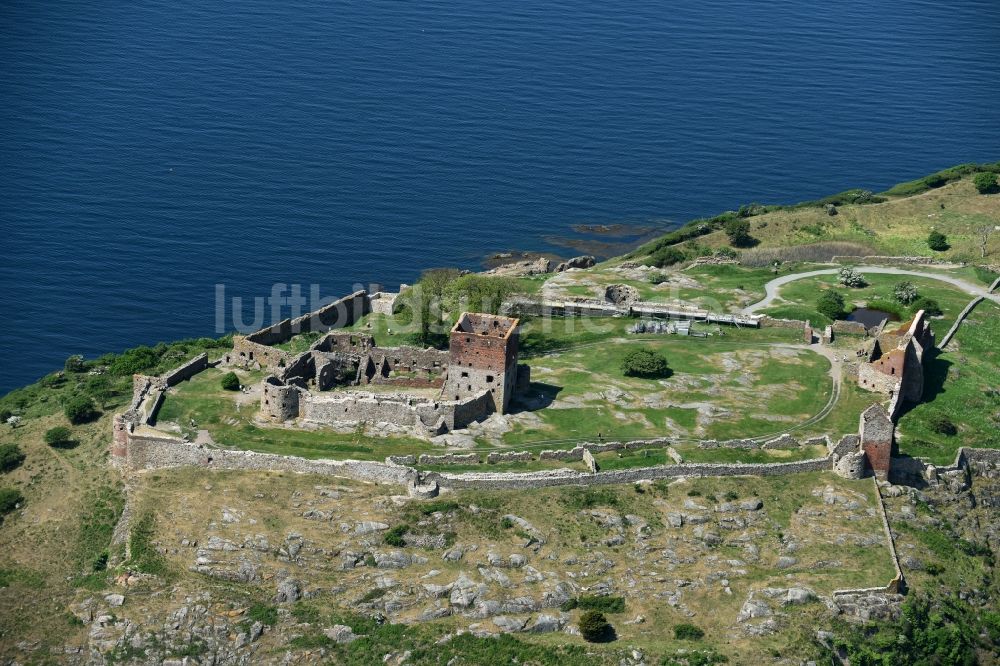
[[742, 266, 1000, 314]]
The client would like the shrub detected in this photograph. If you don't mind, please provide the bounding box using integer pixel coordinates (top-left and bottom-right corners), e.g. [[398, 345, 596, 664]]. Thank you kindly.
[[574, 595, 625, 613], [0, 409, 11, 424], [64, 396, 99, 425], [0, 488, 24, 516], [44, 427, 74, 449], [816, 291, 846, 320], [927, 231, 949, 251], [0, 443, 25, 472], [621, 349, 671, 379], [911, 297, 942, 316], [247, 602, 279, 626], [974, 265, 1000, 285], [973, 171, 1000, 194], [383, 524, 408, 547], [220, 372, 241, 391], [838, 267, 867, 288], [674, 623, 705, 640], [724, 218, 754, 247], [64, 355, 86, 373], [108, 345, 161, 376], [647, 246, 686, 268], [929, 414, 957, 436], [578, 610, 614, 642], [893, 281, 919, 305]]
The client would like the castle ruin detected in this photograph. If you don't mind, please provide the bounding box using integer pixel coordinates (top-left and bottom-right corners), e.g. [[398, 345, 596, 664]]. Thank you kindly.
[[857, 309, 934, 404], [223, 292, 528, 436]]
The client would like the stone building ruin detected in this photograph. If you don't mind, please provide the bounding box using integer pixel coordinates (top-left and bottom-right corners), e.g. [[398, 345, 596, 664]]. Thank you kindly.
[[857, 310, 934, 404], [224, 292, 529, 436]]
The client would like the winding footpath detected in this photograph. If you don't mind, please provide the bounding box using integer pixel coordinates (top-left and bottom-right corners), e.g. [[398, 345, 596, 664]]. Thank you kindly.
[[742, 265, 1000, 314]]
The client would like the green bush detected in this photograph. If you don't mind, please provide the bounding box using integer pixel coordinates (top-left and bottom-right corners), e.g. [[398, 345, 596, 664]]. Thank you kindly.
[[0, 488, 24, 516], [816, 291, 846, 320], [0, 408, 11, 424], [566, 595, 625, 613], [578, 610, 614, 642], [64, 355, 86, 373], [64, 396, 99, 425], [911, 297, 942, 316], [892, 281, 918, 305], [0, 443, 25, 472], [647, 246, 686, 268], [108, 345, 161, 376], [44, 426, 75, 449], [864, 298, 907, 320], [673, 623, 705, 640], [246, 603, 279, 626], [383, 524, 408, 547], [220, 372, 241, 391], [973, 171, 1000, 194], [621, 349, 671, 379], [973, 265, 999, 285], [927, 230, 949, 251], [724, 218, 754, 247]]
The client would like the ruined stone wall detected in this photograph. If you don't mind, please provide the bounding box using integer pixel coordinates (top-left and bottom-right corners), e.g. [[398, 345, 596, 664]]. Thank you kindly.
[[832, 320, 867, 335], [432, 456, 833, 490], [418, 452, 480, 465], [303, 392, 427, 429], [278, 351, 315, 385], [858, 359, 902, 395], [312, 332, 375, 354], [228, 336, 293, 371], [124, 433, 414, 486], [161, 353, 209, 387], [449, 389, 496, 430], [486, 451, 533, 464], [860, 405, 894, 480], [246, 291, 371, 347], [759, 316, 808, 330]]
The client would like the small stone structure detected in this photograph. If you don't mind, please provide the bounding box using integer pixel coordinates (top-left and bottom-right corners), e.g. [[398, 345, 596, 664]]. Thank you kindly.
[[857, 310, 933, 404]]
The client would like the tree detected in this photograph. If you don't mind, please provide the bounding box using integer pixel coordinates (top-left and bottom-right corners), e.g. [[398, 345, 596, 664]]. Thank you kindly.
[[44, 426, 74, 448], [724, 218, 754, 247], [911, 297, 942, 316], [893, 281, 919, 305], [0, 488, 23, 517], [220, 371, 241, 391], [64, 355, 86, 373], [838, 267, 867, 288], [444, 274, 523, 316], [621, 349, 671, 379], [108, 345, 162, 376], [405, 268, 462, 346], [578, 610, 614, 642], [816, 291, 846, 320], [973, 171, 999, 194], [0, 443, 25, 472], [927, 230, 949, 252], [64, 396, 99, 425]]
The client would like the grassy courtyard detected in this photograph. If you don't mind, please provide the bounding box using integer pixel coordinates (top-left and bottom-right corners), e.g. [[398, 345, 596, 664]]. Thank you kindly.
[[759, 271, 976, 329], [505, 336, 835, 446]]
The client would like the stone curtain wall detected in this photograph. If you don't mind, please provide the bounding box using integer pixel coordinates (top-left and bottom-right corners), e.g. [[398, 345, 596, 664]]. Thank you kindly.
[[161, 353, 209, 386], [432, 456, 834, 490], [831, 255, 963, 267], [245, 290, 370, 347], [125, 432, 414, 486]]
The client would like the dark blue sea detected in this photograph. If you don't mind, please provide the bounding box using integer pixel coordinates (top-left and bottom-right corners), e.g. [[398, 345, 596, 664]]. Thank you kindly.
[[2, 0, 999, 394]]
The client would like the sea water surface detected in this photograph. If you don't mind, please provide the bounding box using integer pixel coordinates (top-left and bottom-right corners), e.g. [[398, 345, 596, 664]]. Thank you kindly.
[[2, 0, 999, 393]]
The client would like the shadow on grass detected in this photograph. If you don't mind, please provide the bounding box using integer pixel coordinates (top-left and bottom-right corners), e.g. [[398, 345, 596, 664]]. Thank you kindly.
[[896, 349, 951, 423], [508, 382, 562, 414]]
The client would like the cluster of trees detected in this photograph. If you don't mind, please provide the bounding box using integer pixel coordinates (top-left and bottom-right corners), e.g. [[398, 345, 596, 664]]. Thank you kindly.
[[396, 270, 526, 346]]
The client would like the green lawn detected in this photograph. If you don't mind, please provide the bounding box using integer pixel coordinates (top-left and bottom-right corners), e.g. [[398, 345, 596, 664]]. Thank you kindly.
[[156, 368, 439, 461], [505, 336, 834, 445], [761, 272, 975, 333], [896, 301, 1000, 463]]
